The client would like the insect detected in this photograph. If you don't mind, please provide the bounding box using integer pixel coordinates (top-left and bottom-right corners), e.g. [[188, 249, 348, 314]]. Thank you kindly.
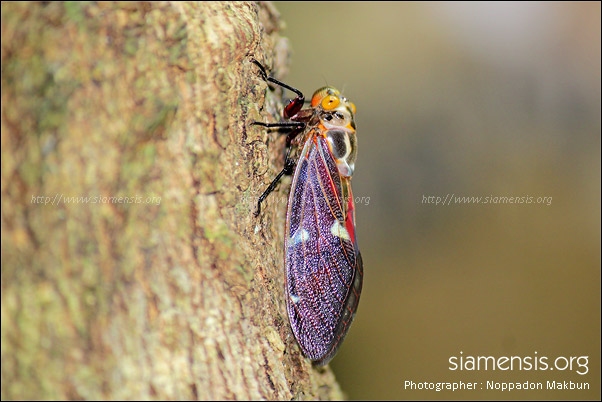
[[251, 59, 363, 365]]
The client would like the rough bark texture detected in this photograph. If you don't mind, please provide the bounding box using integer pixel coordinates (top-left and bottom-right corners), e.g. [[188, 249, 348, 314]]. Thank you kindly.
[[1, 2, 344, 400]]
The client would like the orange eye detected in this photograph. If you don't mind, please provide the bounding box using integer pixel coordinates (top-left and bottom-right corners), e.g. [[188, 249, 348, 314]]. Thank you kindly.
[[349, 102, 356, 114], [311, 87, 341, 107], [321, 95, 340, 110]]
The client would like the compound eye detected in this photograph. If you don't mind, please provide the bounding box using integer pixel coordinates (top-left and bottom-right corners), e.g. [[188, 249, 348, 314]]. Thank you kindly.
[[321, 95, 340, 110], [349, 102, 356, 114]]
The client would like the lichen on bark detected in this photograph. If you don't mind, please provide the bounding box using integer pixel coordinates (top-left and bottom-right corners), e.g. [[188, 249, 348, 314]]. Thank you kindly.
[[1, 1, 345, 400]]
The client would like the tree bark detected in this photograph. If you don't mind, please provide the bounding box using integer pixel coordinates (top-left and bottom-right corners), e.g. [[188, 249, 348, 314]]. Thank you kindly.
[[1, 2, 344, 399]]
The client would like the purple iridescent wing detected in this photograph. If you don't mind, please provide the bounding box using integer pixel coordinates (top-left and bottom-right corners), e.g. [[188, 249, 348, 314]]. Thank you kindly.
[[284, 132, 363, 365]]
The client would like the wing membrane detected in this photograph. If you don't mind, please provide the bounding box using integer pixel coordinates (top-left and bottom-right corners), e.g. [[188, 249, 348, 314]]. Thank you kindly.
[[285, 134, 363, 364]]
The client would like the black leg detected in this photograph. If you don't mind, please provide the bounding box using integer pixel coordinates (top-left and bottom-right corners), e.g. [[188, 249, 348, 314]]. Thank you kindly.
[[254, 148, 296, 216], [251, 121, 306, 130], [251, 59, 304, 100], [250, 58, 305, 119], [250, 58, 309, 216]]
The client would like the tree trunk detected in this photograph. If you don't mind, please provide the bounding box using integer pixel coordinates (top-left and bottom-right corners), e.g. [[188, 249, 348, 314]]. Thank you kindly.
[[1, 2, 344, 399]]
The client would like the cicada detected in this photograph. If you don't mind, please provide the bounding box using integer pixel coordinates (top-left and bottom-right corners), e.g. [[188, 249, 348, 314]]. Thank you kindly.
[[252, 59, 363, 365]]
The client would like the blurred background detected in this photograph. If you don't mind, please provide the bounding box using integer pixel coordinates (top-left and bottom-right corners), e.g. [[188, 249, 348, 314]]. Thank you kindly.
[[273, 2, 600, 399]]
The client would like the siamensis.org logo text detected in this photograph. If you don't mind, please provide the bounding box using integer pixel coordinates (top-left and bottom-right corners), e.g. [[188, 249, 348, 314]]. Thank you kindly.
[[449, 351, 588, 375]]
